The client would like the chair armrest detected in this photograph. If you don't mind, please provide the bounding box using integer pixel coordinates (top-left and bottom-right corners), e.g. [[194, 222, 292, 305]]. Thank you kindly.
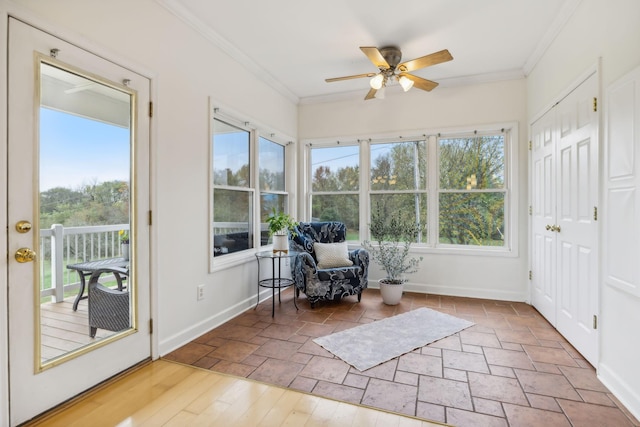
[[349, 248, 370, 268]]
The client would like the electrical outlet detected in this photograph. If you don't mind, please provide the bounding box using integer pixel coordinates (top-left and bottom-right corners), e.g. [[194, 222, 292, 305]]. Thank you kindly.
[[197, 284, 205, 301]]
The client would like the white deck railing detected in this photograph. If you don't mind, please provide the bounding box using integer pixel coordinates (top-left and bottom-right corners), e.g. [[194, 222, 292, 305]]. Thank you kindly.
[[39, 223, 129, 302]]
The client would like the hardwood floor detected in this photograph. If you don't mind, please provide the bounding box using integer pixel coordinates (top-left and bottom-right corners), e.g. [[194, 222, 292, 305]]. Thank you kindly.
[[25, 360, 445, 427]]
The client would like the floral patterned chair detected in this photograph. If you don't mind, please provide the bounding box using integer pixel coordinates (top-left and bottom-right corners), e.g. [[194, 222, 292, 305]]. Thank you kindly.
[[289, 221, 369, 308]]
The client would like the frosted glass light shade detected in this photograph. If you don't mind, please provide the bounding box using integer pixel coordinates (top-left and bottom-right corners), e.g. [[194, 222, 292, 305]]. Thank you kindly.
[[370, 74, 384, 90], [399, 75, 414, 92]]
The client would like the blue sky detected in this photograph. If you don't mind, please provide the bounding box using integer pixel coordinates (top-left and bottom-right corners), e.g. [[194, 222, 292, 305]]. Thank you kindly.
[[39, 108, 130, 191]]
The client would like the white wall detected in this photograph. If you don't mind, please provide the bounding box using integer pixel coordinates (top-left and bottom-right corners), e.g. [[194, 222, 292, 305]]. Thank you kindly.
[[0, 0, 298, 362], [526, 0, 640, 419], [299, 79, 529, 302]]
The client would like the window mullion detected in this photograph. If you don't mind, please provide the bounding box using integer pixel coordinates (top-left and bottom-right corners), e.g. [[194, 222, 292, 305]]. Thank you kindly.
[[428, 135, 439, 246]]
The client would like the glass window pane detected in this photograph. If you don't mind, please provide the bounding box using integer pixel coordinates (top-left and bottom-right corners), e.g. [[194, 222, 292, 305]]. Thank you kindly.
[[370, 194, 427, 243], [259, 193, 286, 246], [439, 135, 505, 190], [259, 137, 285, 191], [371, 141, 426, 190], [311, 194, 359, 240], [311, 146, 359, 191], [439, 192, 505, 246], [213, 119, 250, 187], [213, 189, 253, 256]]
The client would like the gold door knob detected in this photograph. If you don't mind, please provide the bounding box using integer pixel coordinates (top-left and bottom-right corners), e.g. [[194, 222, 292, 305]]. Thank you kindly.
[[15, 248, 37, 263], [554, 225, 561, 233], [15, 220, 32, 233], [545, 224, 552, 231]]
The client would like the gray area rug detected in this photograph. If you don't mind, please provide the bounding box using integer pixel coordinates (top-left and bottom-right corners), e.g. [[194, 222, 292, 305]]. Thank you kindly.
[[313, 307, 474, 371]]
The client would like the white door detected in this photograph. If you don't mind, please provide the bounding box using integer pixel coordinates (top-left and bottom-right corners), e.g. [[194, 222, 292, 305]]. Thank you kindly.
[[530, 72, 599, 366], [531, 108, 558, 323], [7, 19, 151, 425], [554, 74, 599, 365]]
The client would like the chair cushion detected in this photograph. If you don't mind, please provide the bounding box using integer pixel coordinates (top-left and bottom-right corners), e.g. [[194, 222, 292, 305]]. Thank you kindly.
[[313, 242, 354, 269]]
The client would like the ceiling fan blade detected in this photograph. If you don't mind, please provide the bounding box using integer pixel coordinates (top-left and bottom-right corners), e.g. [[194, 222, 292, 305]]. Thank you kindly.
[[325, 72, 377, 83], [400, 73, 439, 92], [364, 88, 377, 100], [398, 49, 453, 73], [360, 47, 390, 69]]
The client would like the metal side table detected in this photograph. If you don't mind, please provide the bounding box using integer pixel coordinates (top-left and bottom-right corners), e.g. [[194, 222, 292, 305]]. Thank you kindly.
[[255, 250, 299, 317]]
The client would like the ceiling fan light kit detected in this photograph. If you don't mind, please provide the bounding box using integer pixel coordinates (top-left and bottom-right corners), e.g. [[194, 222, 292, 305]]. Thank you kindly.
[[326, 45, 453, 100]]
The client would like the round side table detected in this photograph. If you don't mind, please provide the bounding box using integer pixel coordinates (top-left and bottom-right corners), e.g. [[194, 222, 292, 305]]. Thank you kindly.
[[255, 250, 299, 317]]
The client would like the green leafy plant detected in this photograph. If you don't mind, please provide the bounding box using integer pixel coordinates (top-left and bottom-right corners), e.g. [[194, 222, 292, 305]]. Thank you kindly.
[[119, 230, 129, 244], [266, 209, 299, 236], [362, 203, 422, 284]]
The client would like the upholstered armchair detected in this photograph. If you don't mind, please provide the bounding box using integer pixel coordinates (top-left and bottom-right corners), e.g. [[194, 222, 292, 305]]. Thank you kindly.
[[289, 221, 369, 308], [87, 267, 130, 338]]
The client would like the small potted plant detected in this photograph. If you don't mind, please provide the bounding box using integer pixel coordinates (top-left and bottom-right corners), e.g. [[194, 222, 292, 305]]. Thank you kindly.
[[266, 209, 298, 254], [119, 230, 130, 261], [362, 203, 422, 305]]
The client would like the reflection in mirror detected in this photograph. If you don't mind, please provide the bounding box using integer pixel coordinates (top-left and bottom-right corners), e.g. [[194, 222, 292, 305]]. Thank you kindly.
[[38, 61, 134, 367]]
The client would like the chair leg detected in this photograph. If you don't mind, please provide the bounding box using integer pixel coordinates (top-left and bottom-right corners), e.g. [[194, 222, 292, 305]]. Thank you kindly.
[[358, 291, 362, 302], [90, 326, 97, 338], [310, 302, 316, 309]]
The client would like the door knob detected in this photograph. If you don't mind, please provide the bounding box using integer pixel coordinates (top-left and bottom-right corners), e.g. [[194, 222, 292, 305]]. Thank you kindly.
[[15, 220, 32, 233], [553, 225, 561, 233], [546, 224, 552, 231], [15, 248, 37, 263]]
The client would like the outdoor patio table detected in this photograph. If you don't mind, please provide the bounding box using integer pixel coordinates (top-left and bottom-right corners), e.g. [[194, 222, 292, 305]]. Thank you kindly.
[[67, 258, 129, 311]]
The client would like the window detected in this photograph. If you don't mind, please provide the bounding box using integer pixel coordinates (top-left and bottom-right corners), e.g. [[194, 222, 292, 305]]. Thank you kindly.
[[438, 134, 506, 247], [310, 145, 360, 240], [212, 119, 253, 256], [306, 126, 514, 253], [259, 136, 286, 246], [370, 141, 427, 242]]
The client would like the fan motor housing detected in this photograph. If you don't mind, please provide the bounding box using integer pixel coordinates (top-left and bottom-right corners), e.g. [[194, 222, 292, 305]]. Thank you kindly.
[[379, 46, 402, 68]]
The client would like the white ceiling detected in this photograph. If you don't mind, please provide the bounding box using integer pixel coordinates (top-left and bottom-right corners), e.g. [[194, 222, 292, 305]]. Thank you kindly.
[[159, 0, 579, 104]]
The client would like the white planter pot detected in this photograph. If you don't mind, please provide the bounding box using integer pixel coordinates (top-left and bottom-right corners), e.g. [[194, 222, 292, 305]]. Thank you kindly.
[[379, 279, 404, 305], [272, 233, 289, 254], [121, 243, 130, 261]]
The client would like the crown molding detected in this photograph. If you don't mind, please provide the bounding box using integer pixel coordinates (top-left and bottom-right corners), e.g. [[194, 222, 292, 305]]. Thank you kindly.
[[522, 0, 582, 75], [156, 0, 299, 104]]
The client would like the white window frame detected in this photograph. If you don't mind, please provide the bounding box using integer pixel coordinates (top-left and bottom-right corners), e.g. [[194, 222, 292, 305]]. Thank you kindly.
[[209, 101, 294, 271], [304, 122, 519, 257]]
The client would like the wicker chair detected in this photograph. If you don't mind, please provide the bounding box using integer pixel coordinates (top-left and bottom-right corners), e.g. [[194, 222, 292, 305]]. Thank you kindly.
[[87, 267, 130, 338], [289, 221, 369, 308]]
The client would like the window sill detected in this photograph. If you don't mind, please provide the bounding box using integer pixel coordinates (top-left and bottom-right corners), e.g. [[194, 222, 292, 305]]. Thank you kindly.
[[347, 242, 518, 258]]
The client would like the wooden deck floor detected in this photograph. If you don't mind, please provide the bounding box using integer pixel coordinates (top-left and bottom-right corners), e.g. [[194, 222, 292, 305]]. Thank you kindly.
[[40, 297, 111, 362]]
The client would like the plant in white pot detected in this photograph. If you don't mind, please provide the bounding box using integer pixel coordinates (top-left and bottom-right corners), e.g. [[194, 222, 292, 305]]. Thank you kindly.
[[362, 204, 422, 305], [266, 209, 298, 254]]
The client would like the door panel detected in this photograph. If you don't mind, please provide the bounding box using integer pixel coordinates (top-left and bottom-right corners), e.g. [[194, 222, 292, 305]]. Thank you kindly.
[[530, 72, 599, 366], [555, 74, 599, 365], [531, 109, 557, 322], [8, 19, 151, 425]]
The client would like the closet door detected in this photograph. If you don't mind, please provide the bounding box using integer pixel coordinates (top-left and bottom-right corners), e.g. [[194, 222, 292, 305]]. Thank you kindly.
[[530, 72, 599, 366], [554, 75, 599, 366], [531, 109, 557, 323]]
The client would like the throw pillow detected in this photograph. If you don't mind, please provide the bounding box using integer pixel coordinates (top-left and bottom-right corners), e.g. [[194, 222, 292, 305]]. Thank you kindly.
[[314, 241, 353, 269]]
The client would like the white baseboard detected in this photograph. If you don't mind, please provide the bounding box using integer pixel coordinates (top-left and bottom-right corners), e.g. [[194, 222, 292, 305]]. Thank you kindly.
[[367, 280, 528, 302], [158, 289, 274, 355], [598, 363, 640, 422]]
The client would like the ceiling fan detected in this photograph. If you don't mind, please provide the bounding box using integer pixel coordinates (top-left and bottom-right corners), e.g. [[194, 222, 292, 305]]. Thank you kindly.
[[325, 46, 453, 100]]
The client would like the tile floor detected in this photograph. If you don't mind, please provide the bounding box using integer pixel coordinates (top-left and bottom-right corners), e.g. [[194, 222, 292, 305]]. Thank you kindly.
[[165, 289, 640, 427]]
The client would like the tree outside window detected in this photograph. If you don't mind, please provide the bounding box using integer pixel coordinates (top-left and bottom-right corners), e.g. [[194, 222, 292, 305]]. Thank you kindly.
[[310, 145, 359, 240], [438, 134, 506, 246], [370, 141, 427, 242]]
